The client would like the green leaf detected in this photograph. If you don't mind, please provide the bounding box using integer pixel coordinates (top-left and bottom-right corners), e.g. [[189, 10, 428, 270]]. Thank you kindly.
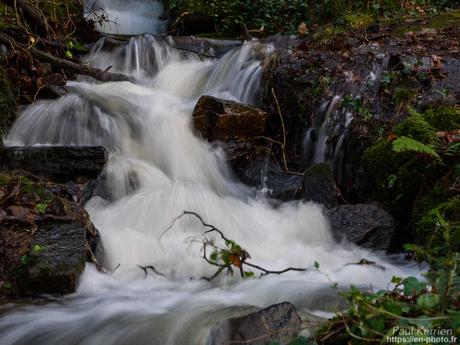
[[32, 244, 43, 254], [402, 277, 426, 296], [391, 276, 402, 285], [20, 255, 30, 265], [210, 250, 218, 263], [392, 136, 441, 161], [416, 293, 438, 309], [35, 203, 48, 214], [244, 271, 254, 278], [314, 261, 320, 270]]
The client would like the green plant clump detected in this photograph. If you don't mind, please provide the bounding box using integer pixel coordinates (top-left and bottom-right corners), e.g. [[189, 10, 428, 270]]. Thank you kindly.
[[423, 106, 460, 131]]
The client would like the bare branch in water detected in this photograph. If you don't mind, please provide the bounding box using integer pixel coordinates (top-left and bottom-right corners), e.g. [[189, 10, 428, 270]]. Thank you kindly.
[[161, 211, 309, 281], [138, 265, 166, 277]]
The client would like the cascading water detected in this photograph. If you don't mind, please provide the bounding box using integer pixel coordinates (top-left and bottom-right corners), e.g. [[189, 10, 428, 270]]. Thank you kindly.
[[0, 36, 417, 345]]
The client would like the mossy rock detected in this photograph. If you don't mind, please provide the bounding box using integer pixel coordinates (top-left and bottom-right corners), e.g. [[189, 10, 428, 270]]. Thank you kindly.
[[413, 181, 460, 252], [394, 111, 436, 144], [363, 138, 443, 221], [0, 66, 16, 138], [423, 106, 460, 131]]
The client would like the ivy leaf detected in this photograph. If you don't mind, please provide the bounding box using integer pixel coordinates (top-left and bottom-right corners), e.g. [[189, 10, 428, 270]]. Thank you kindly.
[[402, 277, 426, 296]]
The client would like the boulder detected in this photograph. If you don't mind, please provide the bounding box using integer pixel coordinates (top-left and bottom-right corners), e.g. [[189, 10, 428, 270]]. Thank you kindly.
[[326, 204, 396, 251], [207, 302, 302, 345], [0, 146, 108, 182], [19, 220, 88, 295], [193, 96, 270, 141], [303, 162, 337, 209], [0, 172, 99, 297]]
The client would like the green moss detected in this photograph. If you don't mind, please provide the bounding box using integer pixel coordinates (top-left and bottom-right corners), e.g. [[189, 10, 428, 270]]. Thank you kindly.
[[423, 106, 460, 131], [414, 186, 460, 252], [394, 111, 436, 144], [0, 66, 16, 138]]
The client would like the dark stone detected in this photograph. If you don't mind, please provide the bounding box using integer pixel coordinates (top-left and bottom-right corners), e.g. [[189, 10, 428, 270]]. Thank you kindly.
[[0, 146, 108, 182], [224, 141, 303, 200], [303, 162, 337, 209], [193, 96, 270, 141], [18, 220, 87, 295], [326, 204, 396, 251], [207, 302, 302, 345]]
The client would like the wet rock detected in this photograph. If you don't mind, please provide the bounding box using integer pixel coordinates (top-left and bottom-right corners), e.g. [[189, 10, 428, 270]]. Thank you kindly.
[[1, 146, 108, 182], [35, 84, 66, 100], [193, 96, 270, 141], [326, 204, 396, 251], [0, 171, 99, 297], [207, 302, 302, 345], [18, 220, 88, 295], [303, 162, 337, 209], [223, 140, 303, 200]]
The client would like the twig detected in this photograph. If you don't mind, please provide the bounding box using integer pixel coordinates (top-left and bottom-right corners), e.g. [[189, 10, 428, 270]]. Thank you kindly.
[[138, 265, 165, 277]]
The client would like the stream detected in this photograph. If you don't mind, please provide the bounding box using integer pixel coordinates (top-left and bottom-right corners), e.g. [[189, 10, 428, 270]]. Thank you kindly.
[[0, 34, 418, 345]]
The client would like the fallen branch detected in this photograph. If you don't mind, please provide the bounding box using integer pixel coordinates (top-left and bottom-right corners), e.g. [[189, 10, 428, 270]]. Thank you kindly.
[[161, 211, 309, 281], [0, 32, 130, 83]]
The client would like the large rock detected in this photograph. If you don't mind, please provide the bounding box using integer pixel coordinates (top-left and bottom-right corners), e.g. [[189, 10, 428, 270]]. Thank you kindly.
[[0, 146, 108, 182], [303, 162, 337, 209], [207, 302, 302, 345], [193, 96, 270, 141], [326, 204, 396, 251], [19, 220, 88, 295], [0, 172, 99, 298]]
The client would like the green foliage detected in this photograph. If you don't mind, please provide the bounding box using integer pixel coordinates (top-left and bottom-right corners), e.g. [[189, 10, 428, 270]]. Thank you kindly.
[[394, 110, 437, 144], [392, 136, 441, 161], [170, 0, 309, 35], [317, 250, 460, 344], [35, 202, 49, 215], [423, 106, 460, 131]]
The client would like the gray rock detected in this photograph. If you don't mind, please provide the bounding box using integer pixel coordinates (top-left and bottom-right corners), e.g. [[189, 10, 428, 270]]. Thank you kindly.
[[207, 302, 302, 345], [0, 146, 108, 182], [326, 204, 396, 251], [303, 162, 337, 209]]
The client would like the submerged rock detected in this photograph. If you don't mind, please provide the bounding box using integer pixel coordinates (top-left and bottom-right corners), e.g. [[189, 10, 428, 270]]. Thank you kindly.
[[303, 162, 337, 209], [193, 96, 269, 141], [0, 146, 108, 182], [326, 204, 396, 251], [207, 302, 302, 345]]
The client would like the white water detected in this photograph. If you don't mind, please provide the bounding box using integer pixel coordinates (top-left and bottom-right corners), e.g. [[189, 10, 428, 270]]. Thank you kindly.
[[1, 36, 416, 345], [84, 0, 167, 35]]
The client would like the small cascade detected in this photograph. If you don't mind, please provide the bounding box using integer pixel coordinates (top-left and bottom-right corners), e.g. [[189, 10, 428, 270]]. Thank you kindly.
[[0, 37, 417, 345], [303, 56, 391, 171]]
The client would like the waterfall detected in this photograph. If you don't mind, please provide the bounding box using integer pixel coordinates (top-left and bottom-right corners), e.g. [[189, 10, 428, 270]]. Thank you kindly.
[[0, 36, 416, 345]]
